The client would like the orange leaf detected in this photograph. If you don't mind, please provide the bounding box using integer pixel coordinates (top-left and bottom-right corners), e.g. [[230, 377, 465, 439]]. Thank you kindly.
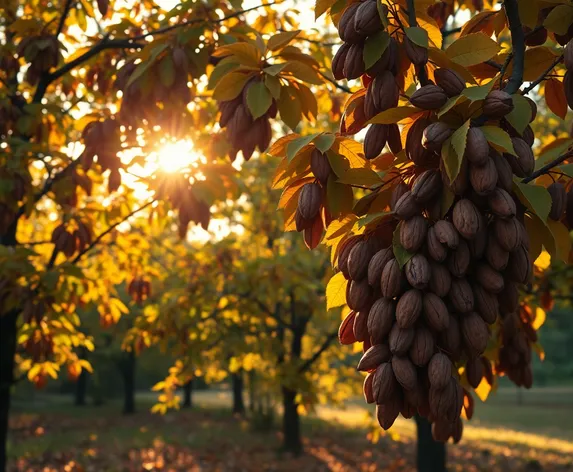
[[544, 78, 567, 119]]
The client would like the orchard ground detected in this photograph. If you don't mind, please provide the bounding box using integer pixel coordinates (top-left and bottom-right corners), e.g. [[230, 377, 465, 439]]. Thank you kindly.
[[8, 387, 573, 471]]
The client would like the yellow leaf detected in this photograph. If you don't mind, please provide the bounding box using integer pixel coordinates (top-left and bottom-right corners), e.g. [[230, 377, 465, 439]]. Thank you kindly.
[[315, 0, 337, 19], [532, 307, 546, 330], [518, 47, 559, 82], [474, 377, 492, 402], [368, 106, 423, 124], [324, 215, 357, 242], [282, 61, 323, 85], [428, 48, 476, 84], [332, 137, 365, 167], [547, 219, 572, 262], [446, 33, 501, 67], [268, 134, 301, 158], [212, 43, 261, 67], [326, 272, 348, 310], [267, 30, 301, 51], [416, 13, 442, 49], [534, 250, 551, 270]]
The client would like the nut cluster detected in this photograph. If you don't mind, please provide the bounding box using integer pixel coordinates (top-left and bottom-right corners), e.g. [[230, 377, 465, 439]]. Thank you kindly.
[[333, 22, 562, 437], [51, 220, 93, 258], [332, 0, 403, 153], [217, 78, 274, 161]]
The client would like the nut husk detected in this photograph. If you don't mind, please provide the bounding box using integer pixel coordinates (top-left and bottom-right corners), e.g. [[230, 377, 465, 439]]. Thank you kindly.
[[406, 117, 434, 166], [506, 138, 534, 177], [461, 312, 489, 357], [357, 343, 392, 371], [298, 182, 322, 220], [409, 325, 435, 366], [389, 323, 415, 355], [429, 261, 452, 297], [473, 284, 499, 324], [447, 239, 470, 278], [453, 199, 482, 240], [434, 68, 466, 97], [422, 122, 453, 151], [396, 289, 423, 329], [485, 231, 510, 271], [348, 240, 373, 281], [338, 235, 362, 278], [400, 216, 428, 252], [548, 182, 566, 221], [368, 298, 396, 343], [488, 187, 516, 218], [412, 169, 442, 203], [465, 127, 489, 165], [469, 158, 498, 196], [434, 220, 460, 249], [368, 247, 394, 287], [483, 90, 514, 117], [405, 253, 431, 289], [428, 353, 452, 389], [343, 43, 366, 80], [439, 315, 462, 358], [395, 190, 421, 219], [332, 43, 351, 80], [310, 149, 332, 184], [427, 226, 448, 262], [465, 357, 484, 389], [346, 278, 373, 312], [372, 362, 399, 403], [449, 278, 475, 313], [338, 311, 357, 345], [390, 182, 410, 211], [392, 356, 418, 391], [381, 258, 403, 298], [476, 262, 505, 293], [423, 292, 450, 332], [409, 84, 448, 110], [493, 216, 522, 252], [494, 153, 514, 192], [404, 36, 428, 66], [364, 124, 389, 160]]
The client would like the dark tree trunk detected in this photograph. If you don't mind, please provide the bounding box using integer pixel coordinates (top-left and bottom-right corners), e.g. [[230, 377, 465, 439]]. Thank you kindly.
[[182, 380, 193, 408], [119, 350, 136, 415], [231, 371, 245, 415], [415, 414, 446, 472], [281, 386, 302, 455], [0, 310, 18, 472], [281, 324, 304, 455], [74, 348, 88, 406], [247, 369, 255, 413]]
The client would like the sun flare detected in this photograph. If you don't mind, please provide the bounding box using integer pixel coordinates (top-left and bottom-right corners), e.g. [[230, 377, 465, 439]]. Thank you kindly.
[[153, 140, 201, 173]]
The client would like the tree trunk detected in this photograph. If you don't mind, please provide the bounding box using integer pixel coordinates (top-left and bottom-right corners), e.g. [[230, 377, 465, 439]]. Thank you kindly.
[[415, 414, 446, 472], [281, 386, 302, 455], [120, 350, 136, 415], [74, 348, 88, 406], [0, 310, 18, 472], [231, 371, 245, 415], [182, 380, 193, 409], [281, 324, 304, 455], [247, 369, 255, 413]]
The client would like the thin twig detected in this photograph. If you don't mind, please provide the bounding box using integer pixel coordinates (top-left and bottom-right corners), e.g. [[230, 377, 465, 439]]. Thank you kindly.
[[299, 331, 337, 373], [71, 199, 156, 264], [56, 0, 74, 36], [485, 60, 503, 71], [442, 26, 462, 37], [522, 149, 573, 184], [503, 0, 525, 95], [522, 55, 564, 95], [318, 70, 352, 93]]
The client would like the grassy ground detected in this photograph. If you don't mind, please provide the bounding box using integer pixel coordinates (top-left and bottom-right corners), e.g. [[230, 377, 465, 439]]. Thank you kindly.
[[7, 387, 573, 471]]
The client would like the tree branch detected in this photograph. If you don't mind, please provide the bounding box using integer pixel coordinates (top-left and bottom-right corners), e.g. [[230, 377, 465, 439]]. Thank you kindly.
[[442, 26, 462, 38], [485, 60, 503, 71], [318, 70, 352, 93], [521, 55, 563, 95], [56, 0, 74, 37], [299, 331, 337, 373], [71, 199, 156, 264], [502, 0, 525, 94], [406, 0, 429, 86], [522, 149, 573, 184]]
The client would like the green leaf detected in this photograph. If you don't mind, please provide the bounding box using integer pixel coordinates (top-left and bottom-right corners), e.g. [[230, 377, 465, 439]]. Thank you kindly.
[[267, 30, 301, 51], [264, 74, 281, 99], [208, 62, 239, 89], [263, 63, 287, 76], [336, 168, 382, 186], [212, 72, 252, 101], [278, 87, 303, 130], [286, 133, 320, 161], [405, 27, 429, 48], [505, 94, 531, 135], [368, 106, 422, 125], [246, 81, 272, 119], [547, 219, 572, 262], [441, 186, 455, 217], [513, 179, 552, 223], [314, 133, 336, 152], [159, 56, 175, 88], [327, 178, 354, 217], [392, 224, 415, 268], [543, 4, 573, 35], [441, 139, 458, 183], [437, 95, 467, 118], [127, 43, 169, 87], [480, 126, 516, 155], [356, 211, 393, 229], [451, 120, 470, 164], [461, 80, 496, 101], [558, 163, 573, 177], [326, 272, 348, 310], [363, 31, 390, 69]]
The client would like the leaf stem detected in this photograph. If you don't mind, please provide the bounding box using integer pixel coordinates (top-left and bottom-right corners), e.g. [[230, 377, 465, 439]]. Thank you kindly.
[[522, 149, 573, 184]]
